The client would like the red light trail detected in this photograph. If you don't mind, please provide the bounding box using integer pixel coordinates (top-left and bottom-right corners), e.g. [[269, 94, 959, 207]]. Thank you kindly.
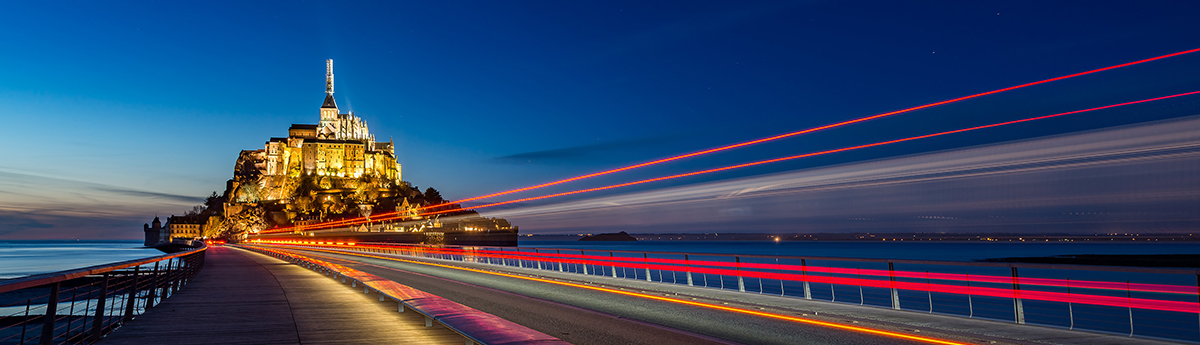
[[254, 245, 973, 345], [404, 90, 1200, 217], [269, 47, 1200, 233], [254, 242, 1200, 315], [263, 89, 1200, 233]]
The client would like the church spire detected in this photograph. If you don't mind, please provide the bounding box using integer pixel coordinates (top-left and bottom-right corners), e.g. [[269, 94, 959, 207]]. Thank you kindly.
[[321, 59, 338, 109], [326, 59, 335, 95]]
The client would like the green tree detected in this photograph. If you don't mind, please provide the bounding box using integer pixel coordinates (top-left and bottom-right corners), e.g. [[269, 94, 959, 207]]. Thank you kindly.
[[425, 187, 444, 205], [203, 191, 225, 215]]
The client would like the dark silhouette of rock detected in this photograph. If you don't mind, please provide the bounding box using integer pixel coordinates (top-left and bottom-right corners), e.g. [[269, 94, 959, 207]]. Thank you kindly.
[[579, 231, 637, 242]]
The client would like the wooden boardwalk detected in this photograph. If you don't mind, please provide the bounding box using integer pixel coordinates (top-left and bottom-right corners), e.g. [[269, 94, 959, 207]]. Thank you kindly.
[[99, 246, 464, 345]]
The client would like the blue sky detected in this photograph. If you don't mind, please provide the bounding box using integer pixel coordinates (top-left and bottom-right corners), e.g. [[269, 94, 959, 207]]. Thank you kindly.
[[3, 1, 1200, 238]]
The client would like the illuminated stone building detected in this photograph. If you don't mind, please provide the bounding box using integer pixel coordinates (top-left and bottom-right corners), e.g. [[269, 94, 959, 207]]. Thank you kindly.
[[245, 59, 401, 181], [166, 215, 205, 240]]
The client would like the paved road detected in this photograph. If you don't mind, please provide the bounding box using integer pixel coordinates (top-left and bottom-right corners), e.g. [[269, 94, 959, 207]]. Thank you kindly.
[[287, 248, 940, 345], [101, 247, 464, 345]]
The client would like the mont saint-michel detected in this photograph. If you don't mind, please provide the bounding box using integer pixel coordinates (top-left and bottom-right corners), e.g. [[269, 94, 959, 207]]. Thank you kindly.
[[144, 60, 517, 247]]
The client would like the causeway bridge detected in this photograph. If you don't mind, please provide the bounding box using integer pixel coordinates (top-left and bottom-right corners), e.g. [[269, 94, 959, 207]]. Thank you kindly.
[[3, 242, 1198, 345]]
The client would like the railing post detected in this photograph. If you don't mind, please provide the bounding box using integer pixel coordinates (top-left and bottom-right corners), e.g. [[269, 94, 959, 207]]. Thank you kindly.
[[124, 266, 141, 322], [857, 268, 864, 306], [169, 258, 179, 295], [925, 271, 933, 313], [777, 258, 786, 296], [64, 284, 79, 341], [1011, 267, 1025, 324], [828, 267, 835, 301], [581, 251, 588, 275], [1127, 281, 1134, 336], [557, 250, 563, 272], [888, 262, 900, 310], [19, 300, 31, 344], [147, 261, 160, 308], [40, 282, 61, 345], [1066, 278, 1074, 330], [966, 273, 973, 318], [735, 257, 745, 292], [163, 259, 175, 299], [800, 259, 811, 299], [91, 272, 111, 342], [536, 249, 543, 270], [609, 252, 617, 278], [685, 255, 694, 286], [644, 253, 652, 282]]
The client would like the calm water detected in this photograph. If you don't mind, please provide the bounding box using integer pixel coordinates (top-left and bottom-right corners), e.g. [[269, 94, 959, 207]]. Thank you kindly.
[[0, 240, 162, 279], [518, 239, 1200, 262]]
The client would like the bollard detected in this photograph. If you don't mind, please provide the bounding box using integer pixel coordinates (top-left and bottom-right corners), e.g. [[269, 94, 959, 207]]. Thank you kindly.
[[425, 316, 433, 327], [399, 302, 405, 313]]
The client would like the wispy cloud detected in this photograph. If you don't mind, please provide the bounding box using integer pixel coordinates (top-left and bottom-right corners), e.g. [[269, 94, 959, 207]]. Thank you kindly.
[[0, 170, 199, 239], [494, 135, 687, 164], [0, 212, 53, 236], [94, 187, 204, 204]]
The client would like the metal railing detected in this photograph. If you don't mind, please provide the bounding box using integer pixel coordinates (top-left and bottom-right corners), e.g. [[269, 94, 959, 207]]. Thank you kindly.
[[261, 241, 1200, 343], [0, 245, 207, 345]]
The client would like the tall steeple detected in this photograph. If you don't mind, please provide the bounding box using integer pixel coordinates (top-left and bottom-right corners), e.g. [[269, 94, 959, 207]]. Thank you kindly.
[[326, 59, 335, 95], [321, 59, 338, 109]]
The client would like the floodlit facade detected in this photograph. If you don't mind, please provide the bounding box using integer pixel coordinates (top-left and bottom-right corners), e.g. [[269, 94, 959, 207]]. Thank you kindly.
[[248, 59, 401, 181]]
